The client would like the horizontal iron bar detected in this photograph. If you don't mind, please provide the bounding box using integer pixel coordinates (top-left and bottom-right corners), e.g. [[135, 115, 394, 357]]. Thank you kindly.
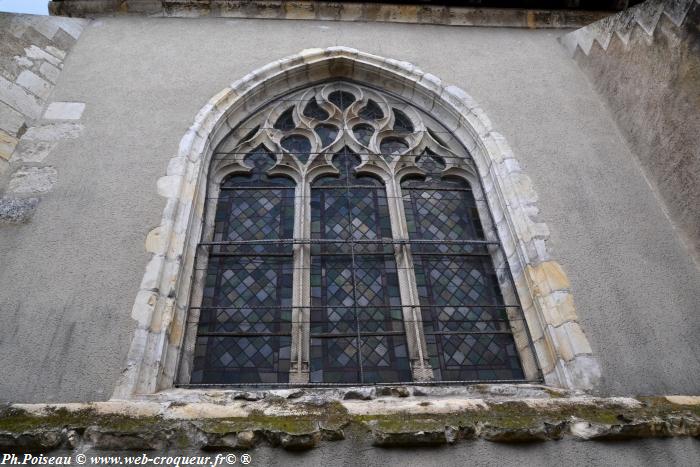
[[197, 332, 291, 337], [176, 379, 539, 389], [423, 330, 515, 336], [199, 238, 499, 245], [196, 330, 513, 337], [215, 186, 473, 191], [190, 304, 519, 309], [207, 253, 294, 258], [214, 151, 466, 157], [196, 331, 407, 338]]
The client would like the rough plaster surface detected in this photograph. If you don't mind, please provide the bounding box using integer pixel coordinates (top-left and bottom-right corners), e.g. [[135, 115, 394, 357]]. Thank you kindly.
[[0, 16, 699, 402], [570, 1, 700, 261], [166, 438, 700, 466]]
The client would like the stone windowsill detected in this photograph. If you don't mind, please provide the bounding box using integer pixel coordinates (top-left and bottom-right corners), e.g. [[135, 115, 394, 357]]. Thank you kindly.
[[2, 384, 699, 451]]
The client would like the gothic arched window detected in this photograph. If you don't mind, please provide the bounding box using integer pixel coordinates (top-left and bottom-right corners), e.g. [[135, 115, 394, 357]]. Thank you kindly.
[[180, 82, 530, 386]]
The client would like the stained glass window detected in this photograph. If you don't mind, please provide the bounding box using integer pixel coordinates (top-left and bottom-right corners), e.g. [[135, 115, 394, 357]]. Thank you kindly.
[[190, 147, 295, 384], [309, 149, 411, 383], [186, 82, 530, 386], [402, 151, 524, 381]]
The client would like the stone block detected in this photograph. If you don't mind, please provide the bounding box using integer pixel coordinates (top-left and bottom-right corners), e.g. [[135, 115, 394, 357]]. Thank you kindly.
[[22, 122, 83, 141], [0, 130, 19, 161], [549, 324, 576, 362], [0, 75, 43, 119], [39, 62, 61, 84], [17, 15, 60, 40], [24, 45, 62, 67], [525, 261, 572, 296], [540, 291, 579, 328], [0, 196, 39, 224], [0, 102, 25, 136], [10, 139, 57, 163], [665, 395, 700, 405], [45, 45, 67, 60], [43, 102, 85, 120], [560, 321, 593, 356], [8, 166, 58, 194], [16, 70, 52, 100], [52, 18, 89, 40]]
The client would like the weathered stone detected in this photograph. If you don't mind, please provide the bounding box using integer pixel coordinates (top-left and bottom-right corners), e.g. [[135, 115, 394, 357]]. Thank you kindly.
[[319, 425, 345, 441], [8, 166, 57, 194], [235, 430, 256, 448], [665, 396, 700, 405], [375, 387, 410, 398], [24, 45, 62, 67], [10, 139, 56, 163], [45, 45, 67, 60], [16, 70, 52, 100], [0, 75, 43, 119], [43, 101, 86, 120], [66, 429, 80, 449], [285, 389, 305, 399], [22, 123, 82, 141], [39, 62, 61, 84], [0, 101, 25, 136], [480, 423, 550, 443], [0, 197, 39, 224], [0, 429, 63, 452], [201, 432, 244, 451], [278, 431, 321, 450], [343, 388, 375, 400], [83, 425, 165, 451], [232, 391, 264, 402], [0, 130, 18, 161], [371, 428, 449, 447]]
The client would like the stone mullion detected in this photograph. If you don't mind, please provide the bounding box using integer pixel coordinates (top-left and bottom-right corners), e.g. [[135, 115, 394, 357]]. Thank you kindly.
[[289, 179, 311, 383], [385, 175, 433, 381]]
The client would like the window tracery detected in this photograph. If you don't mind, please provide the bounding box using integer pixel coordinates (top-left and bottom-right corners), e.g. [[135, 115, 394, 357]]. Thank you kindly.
[[181, 81, 530, 385]]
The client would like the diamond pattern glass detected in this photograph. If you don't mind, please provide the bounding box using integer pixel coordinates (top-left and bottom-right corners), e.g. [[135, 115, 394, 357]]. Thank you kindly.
[[190, 83, 530, 386], [191, 149, 295, 384], [310, 149, 411, 383], [402, 152, 524, 381]]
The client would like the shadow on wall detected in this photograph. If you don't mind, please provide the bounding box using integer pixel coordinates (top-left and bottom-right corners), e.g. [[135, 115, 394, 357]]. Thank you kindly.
[[561, 0, 700, 262]]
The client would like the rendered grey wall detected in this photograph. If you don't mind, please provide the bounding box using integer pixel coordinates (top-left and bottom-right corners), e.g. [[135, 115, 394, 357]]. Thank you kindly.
[[32, 437, 700, 466], [0, 16, 699, 403], [567, 0, 700, 261]]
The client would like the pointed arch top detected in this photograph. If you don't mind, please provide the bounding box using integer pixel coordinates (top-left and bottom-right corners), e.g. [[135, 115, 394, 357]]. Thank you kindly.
[[113, 47, 600, 399]]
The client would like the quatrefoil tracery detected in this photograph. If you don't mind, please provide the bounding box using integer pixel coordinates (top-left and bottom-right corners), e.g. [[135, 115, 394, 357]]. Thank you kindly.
[[216, 82, 477, 184]]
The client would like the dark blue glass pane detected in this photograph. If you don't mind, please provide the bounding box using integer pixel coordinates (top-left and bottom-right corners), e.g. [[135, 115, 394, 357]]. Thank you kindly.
[[303, 98, 330, 120], [315, 124, 339, 148], [359, 99, 384, 120], [239, 125, 260, 144], [380, 137, 408, 157], [274, 107, 295, 131], [353, 124, 374, 146], [328, 90, 356, 111], [281, 134, 311, 163], [392, 109, 414, 133]]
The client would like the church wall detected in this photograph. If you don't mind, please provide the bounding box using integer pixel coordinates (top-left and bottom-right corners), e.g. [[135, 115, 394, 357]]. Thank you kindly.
[[0, 15, 698, 403], [562, 0, 700, 261]]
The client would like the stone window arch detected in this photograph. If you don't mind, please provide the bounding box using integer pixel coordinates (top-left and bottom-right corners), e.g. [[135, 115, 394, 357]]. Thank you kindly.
[[113, 48, 599, 398]]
